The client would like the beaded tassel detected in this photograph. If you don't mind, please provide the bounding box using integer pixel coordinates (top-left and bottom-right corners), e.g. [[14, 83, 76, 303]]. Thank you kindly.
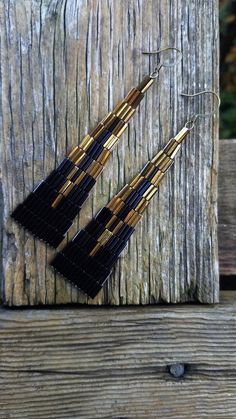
[[51, 126, 190, 298], [11, 76, 154, 248]]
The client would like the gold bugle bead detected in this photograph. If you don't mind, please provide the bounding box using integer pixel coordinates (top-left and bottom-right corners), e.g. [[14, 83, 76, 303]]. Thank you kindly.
[[103, 134, 119, 150], [73, 170, 86, 185], [89, 242, 102, 257], [158, 155, 173, 172], [51, 193, 63, 208], [97, 229, 114, 245], [117, 184, 133, 201], [79, 134, 94, 151], [129, 174, 143, 188], [68, 145, 86, 165], [141, 162, 156, 178], [151, 150, 166, 166], [113, 101, 136, 122], [105, 213, 119, 229], [151, 151, 172, 172], [66, 166, 79, 181], [137, 75, 155, 94], [62, 182, 74, 197], [89, 123, 104, 139], [111, 220, 125, 235], [58, 179, 73, 195], [86, 160, 103, 178], [142, 183, 157, 199], [96, 148, 111, 165], [112, 101, 127, 115], [107, 196, 124, 213], [101, 112, 128, 138], [74, 153, 87, 166], [134, 197, 150, 214], [112, 120, 128, 137], [140, 163, 164, 186], [151, 170, 165, 186], [124, 209, 141, 226], [101, 112, 116, 127], [174, 126, 190, 144], [124, 88, 144, 108], [163, 138, 181, 158], [68, 146, 82, 161], [144, 186, 158, 201]]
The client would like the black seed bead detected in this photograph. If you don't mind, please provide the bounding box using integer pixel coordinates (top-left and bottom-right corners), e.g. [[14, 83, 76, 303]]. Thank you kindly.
[[33, 181, 58, 202], [64, 244, 90, 266], [95, 268, 112, 286], [11, 204, 24, 224], [113, 239, 128, 255], [56, 199, 81, 220], [69, 168, 83, 182], [24, 193, 72, 234], [115, 223, 134, 241], [86, 141, 104, 160], [57, 157, 75, 176], [47, 212, 72, 234], [104, 236, 121, 252], [125, 189, 143, 208], [73, 229, 98, 252], [106, 115, 121, 133], [77, 154, 93, 171], [85, 218, 105, 238], [92, 246, 117, 268], [95, 207, 114, 224], [134, 177, 152, 195], [52, 253, 103, 298], [67, 185, 89, 206], [116, 202, 134, 220], [95, 128, 111, 145], [16, 205, 63, 247], [78, 173, 96, 192], [141, 164, 159, 182], [45, 170, 67, 190]]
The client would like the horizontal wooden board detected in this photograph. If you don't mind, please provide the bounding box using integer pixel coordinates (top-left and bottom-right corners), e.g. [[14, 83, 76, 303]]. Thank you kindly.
[[0, 291, 235, 418], [0, 0, 219, 305]]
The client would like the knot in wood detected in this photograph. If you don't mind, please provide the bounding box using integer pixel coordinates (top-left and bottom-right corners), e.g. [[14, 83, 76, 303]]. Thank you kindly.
[[168, 363, 185, 378]]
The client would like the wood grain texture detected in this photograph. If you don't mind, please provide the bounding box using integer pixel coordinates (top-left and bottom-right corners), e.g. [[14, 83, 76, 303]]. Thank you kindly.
[[218, 140, 236, 275], [0, 0, 219, 306], [0, 291, 235, 418]]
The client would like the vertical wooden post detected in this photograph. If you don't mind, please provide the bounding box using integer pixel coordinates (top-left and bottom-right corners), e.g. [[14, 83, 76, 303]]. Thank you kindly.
[[0, 0, 219, 305]]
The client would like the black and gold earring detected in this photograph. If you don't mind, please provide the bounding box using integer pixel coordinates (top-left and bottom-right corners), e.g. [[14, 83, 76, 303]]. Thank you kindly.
[[11, 47, 182, 248], [51, 91, 220, 298]]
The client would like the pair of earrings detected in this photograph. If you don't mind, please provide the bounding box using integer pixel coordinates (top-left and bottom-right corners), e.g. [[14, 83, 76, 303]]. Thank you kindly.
[[11, 47, 220, 299]]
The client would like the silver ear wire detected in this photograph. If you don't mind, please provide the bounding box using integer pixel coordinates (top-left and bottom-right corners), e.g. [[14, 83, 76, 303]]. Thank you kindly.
[[142, 47, 182, 79], [180, 90, 221, 130]]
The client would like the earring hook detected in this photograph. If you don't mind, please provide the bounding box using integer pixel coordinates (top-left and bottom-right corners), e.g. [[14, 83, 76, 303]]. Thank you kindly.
[[142, 47, 182, 79], [180, 90, 221, 130]]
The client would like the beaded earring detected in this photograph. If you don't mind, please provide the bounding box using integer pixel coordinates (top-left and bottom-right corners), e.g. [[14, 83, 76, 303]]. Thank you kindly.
[[51, 91, 220, 298], [11, 47, 181, 248]]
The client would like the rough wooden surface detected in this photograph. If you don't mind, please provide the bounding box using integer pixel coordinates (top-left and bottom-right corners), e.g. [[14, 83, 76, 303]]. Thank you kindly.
[[0, 0, 219, 306], [218, 140, 236, 276], [0, 291, 235, 418]]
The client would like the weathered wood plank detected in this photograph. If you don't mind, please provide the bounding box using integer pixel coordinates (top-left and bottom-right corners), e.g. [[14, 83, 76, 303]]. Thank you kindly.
[[0, 0, 219, 305], [218, 140, 236, 276], [0, 292, 235, 418]]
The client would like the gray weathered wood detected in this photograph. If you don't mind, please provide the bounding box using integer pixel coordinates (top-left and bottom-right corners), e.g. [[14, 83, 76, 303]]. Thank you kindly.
[[0, 291, 235, 418], [218, 140, 236, 275], [0, 0, 219, 306]]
